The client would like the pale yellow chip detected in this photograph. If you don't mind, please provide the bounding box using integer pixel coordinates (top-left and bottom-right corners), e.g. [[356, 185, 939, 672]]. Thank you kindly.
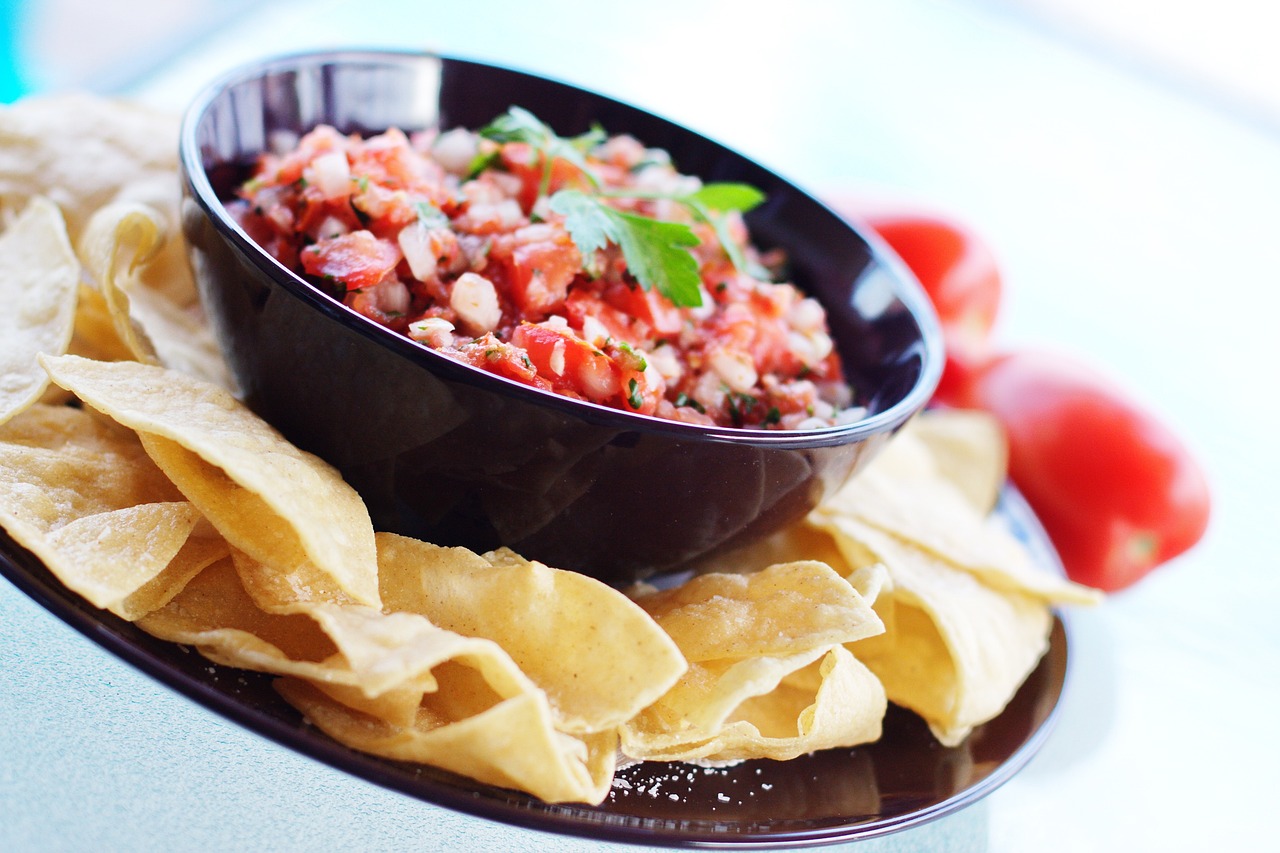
[[139, 553, 614, 803], [621, 645, 886, 763], [906, 409, 1008, 513], [277, 678, 617, 804], [138, 555, 532, 698], [630, 560, 884, 663], [621, 560, 887, 763], [43, 501, 202, 615], [0, 93, 196, 306], [77, 202, 230, 388], [0, 197, 79, 425], [812, 515, 1053, 746], [0, 402, 205, 613], [113, 530, 230, 621], [68, 283, 135, 362], [816, 424, 1099, 606], [376, 533, 686, 735], [40, 355, 381, 608]]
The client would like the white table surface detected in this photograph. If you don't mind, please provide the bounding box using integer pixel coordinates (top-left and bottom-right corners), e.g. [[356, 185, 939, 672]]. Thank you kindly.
[[3, 1, 1277, 850]]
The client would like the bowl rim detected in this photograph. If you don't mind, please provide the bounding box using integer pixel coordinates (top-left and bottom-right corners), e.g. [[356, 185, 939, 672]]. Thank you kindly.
[[179, 47, 943, 449]]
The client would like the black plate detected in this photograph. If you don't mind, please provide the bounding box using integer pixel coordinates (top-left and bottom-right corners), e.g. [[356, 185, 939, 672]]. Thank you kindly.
[[0, 487, 1068, 848]]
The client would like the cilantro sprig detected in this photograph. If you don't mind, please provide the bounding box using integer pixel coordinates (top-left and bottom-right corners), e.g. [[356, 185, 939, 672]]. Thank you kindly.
[[477, 107, 767, 308], [476, 106, 604, 197]]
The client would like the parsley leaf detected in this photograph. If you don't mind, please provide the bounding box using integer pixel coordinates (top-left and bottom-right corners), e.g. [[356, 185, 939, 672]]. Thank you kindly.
[[550, 190, 703, 307], [610, 210, 702, 307], [687, 183, 765, 213], [683, 184, 769, 280], [548, 189, 614, 258]]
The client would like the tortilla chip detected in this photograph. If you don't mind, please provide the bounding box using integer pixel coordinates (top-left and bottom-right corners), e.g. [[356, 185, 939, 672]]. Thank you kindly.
[[825, 516, 1053, 746], [40, 355, 381, 608], [376, 534, 686, 734], [0, 402, 201, 612], [0, 93, 195, 306], [77, 201, 230, 388], [622, 561, 886, 763], [0, 197, 79, 425], [630, 560, 883, 663], [907, 409, 1008, 513], [816, 424, 1099, 605], [277, 679, 617, 804]]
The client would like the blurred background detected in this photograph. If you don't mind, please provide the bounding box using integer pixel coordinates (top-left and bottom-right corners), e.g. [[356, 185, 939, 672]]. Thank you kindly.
[[5, 0, 1279, 129]]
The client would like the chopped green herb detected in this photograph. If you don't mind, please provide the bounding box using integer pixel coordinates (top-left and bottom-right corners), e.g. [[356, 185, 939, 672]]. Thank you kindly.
[[627, 378, 643, 409], [414, 200, 450, 230], [616, 341, 647, 372], [477, 106, 603, 198], [763, 406, 782, 426], [465, 148, 502, 179], [674, 393, 705, 414]]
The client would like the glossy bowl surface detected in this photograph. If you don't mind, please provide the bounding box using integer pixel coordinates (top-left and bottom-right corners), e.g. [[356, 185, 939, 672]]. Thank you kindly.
[[179, 49, 942, 584]]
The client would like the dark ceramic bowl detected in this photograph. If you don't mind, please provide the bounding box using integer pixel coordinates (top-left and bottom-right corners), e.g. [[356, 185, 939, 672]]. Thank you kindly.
[[178, 49, 942, 585]]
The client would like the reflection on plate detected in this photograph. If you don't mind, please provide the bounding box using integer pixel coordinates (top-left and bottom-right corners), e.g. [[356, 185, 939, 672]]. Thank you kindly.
[[0, 487, 1068, 848]]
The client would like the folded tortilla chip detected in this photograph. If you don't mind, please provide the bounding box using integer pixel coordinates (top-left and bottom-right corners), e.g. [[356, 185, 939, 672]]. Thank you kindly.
[[376, 534, 686, 734], [0, 403, 212, 615], [0, 197, 79, 425], [40, 355, 381, 608], [623, 561, 886, 763]]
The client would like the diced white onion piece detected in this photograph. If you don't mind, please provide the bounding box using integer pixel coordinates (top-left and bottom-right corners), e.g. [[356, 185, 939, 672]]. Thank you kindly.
[[376, 279, 411, 316], [646, 343, 683, 382], [578, 355, 619, 401], [806, 330, 834, 362], [691, 370, 727, 411], [408, 316, 455, 348], [308, 151, 351, 198], [788, 297, 826, 332], [432, 128, 478, 175], [315, 215, 349, 240], [398, 223, 437, 282], [688, 285, 716, 321], [708, 348, 758, 394], [449, 272, 503, 334], [549, 340, 567, 376], [580, 315, 611, 347]]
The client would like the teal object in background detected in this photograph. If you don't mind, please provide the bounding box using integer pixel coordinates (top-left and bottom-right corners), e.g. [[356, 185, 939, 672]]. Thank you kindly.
[[0, 0, 29, 102]]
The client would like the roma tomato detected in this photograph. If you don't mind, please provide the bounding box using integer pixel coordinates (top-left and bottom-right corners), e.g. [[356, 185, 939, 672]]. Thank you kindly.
[[955, 350, 1210, 591], [829, 201, 1002, 405]]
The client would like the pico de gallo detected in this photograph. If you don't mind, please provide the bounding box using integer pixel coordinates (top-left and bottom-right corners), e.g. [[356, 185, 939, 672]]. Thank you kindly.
[[231, 108, 859, 429]]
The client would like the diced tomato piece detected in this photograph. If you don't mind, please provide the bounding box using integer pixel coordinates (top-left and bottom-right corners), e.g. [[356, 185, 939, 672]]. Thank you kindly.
[[512, 323, 595, 391], [564, 290, 633, 343], [495, 227, 581, 319], [300, 231, 401, 291], [500, 142, 592, 212], [604, 282, 683, 336]]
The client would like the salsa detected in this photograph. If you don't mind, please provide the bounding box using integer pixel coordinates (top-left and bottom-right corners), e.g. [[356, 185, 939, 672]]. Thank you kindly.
[[231, 109, 859, 429]]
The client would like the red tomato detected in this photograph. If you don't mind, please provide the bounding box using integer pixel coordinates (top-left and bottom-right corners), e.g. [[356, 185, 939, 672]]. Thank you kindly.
[[955, 350, 1211, 591], [300, 231, 400, 291], [828, 201, 1002, 404]]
